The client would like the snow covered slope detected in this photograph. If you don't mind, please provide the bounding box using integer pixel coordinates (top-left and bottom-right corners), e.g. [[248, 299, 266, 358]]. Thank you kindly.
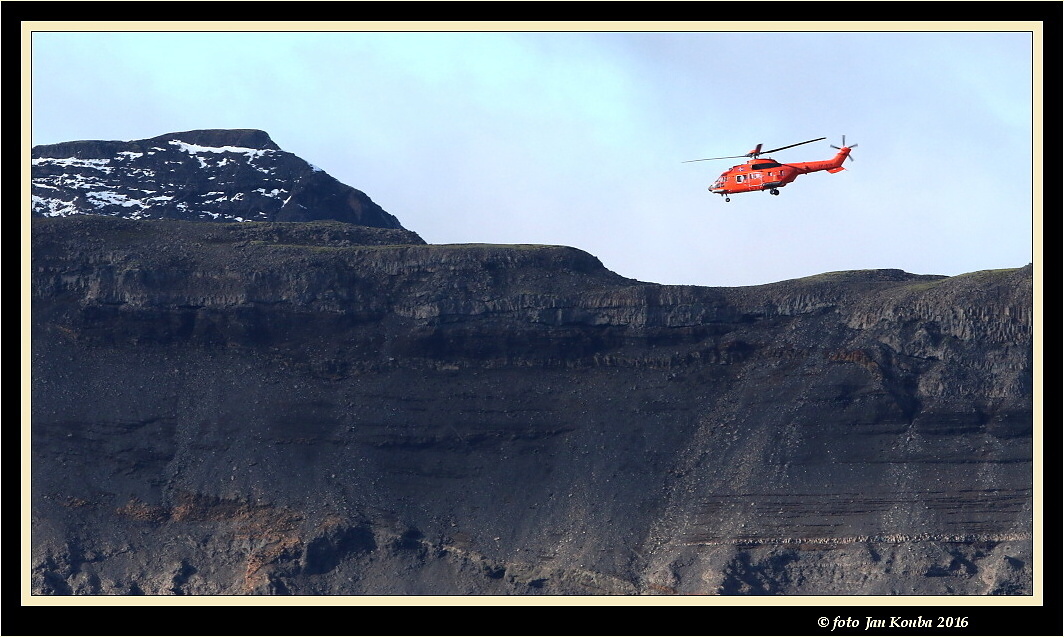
[[31, 129, 406, 229]]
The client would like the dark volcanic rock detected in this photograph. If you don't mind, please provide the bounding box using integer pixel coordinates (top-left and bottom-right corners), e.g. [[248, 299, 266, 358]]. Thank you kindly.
[[30, 216, 1034, 596], [31, 129, 408, 230]]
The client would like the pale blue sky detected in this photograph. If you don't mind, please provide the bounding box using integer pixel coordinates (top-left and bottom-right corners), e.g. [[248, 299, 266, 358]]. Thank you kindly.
[[29, 27, 1037, 286]]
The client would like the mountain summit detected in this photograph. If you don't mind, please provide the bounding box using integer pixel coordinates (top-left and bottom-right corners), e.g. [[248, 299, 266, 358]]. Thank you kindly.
[[31, 129, 407, 230]]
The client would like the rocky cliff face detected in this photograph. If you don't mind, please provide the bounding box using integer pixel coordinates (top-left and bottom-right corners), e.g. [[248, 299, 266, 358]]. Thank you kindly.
[[30, 215, 1034, 596], [31, 129, 407, 229]]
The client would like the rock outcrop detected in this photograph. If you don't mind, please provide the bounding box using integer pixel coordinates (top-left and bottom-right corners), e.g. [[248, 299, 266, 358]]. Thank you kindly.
[[30, 215, 1034, 596]]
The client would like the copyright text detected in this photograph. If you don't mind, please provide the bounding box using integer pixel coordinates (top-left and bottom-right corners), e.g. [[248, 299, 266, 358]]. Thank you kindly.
[[818, 616, 970, 631]]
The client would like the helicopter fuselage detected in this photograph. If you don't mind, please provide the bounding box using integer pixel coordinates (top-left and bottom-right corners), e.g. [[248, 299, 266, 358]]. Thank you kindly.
[[709, 146, 852, 197]]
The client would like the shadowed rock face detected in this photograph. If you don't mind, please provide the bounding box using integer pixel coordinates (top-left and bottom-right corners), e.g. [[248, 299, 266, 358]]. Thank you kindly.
[[31, 129, 407, 230], [29, 215, 1034, 596]]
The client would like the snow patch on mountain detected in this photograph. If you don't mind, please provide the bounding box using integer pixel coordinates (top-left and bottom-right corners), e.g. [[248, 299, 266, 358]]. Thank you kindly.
[[32, 157, 114, 172], [86, 191, 146, 208], [168, 140, 274, 162]]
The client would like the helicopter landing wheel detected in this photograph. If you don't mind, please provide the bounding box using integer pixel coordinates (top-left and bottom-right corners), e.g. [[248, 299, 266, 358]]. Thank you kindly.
[[770, 189, 780, 196], [725, 197, 731, 202]]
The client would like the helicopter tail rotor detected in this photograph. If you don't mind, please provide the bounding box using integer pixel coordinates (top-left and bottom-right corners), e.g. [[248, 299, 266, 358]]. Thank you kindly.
[[830, 135, 858, 161]]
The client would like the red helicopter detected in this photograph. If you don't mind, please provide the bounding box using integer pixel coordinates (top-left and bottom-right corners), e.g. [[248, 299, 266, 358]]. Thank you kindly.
[[684, 136, 857, 202]]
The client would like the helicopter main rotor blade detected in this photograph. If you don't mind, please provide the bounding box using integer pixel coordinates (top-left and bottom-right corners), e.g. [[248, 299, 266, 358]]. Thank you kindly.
[[760, 137, 826, 155], [683, 136, 830, 163], [681, 155, 748, 163]]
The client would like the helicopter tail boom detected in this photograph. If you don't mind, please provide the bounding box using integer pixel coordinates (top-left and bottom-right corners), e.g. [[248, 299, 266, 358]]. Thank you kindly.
[[789, 144, 853, 174]]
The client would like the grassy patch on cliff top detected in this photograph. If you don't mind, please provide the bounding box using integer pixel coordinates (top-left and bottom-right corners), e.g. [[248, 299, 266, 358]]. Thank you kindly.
[[902, 267, 1022, 292], [247, 241, 561, 252]]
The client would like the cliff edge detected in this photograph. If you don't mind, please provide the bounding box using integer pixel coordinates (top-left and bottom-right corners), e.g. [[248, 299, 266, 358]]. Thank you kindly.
[[30, 215, 1034, 595]]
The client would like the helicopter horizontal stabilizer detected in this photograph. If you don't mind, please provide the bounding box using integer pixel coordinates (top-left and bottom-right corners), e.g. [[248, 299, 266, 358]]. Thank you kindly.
[[828, 166, 846, 174]]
